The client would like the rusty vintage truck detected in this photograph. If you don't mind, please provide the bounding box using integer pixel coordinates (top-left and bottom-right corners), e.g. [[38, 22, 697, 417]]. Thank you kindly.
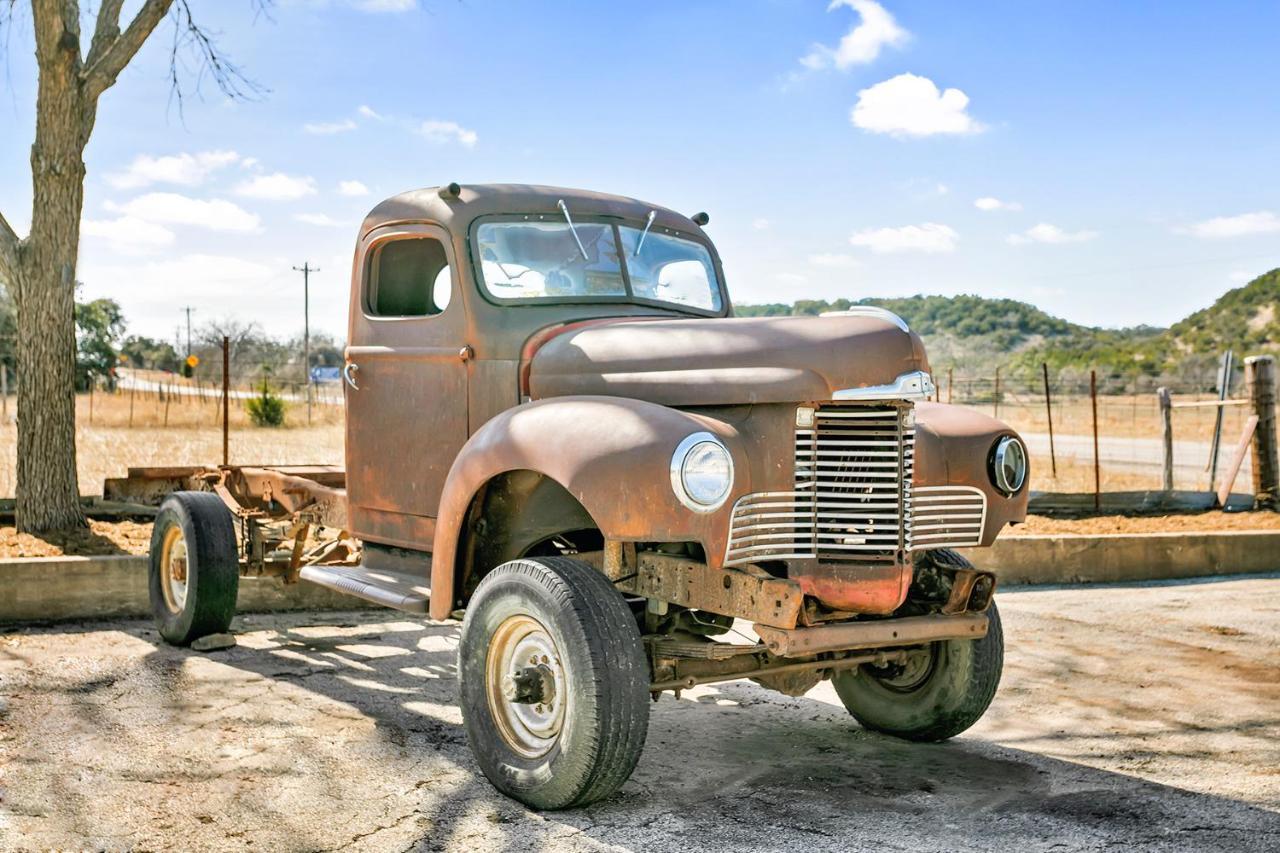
[[126, 183, 1029, 809]]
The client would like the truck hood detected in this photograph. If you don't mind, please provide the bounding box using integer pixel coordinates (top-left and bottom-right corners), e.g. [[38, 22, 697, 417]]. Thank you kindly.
[[527, 314, 930, 406]]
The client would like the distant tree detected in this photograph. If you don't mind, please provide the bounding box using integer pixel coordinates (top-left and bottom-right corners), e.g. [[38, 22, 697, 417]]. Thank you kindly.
[[0, 1, 267, 531], [74, 296, 124, 390], [121, 334, 180, 372]]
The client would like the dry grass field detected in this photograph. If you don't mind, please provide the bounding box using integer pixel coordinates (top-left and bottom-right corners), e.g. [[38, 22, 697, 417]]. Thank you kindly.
[[0, 392, 345, 499], [0, 388, 1246, 499]]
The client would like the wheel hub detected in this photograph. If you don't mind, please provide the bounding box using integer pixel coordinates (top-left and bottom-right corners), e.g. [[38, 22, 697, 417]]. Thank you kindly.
[[868, 646, 935, 692], [159, 526, 190, 613], [485, 615, 568, 758]]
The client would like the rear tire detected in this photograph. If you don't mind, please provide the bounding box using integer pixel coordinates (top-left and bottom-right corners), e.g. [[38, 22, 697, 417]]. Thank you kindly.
[[149, 491, 240, 646], [458, 557, 650, 810], [832, 601, 1004, 742]]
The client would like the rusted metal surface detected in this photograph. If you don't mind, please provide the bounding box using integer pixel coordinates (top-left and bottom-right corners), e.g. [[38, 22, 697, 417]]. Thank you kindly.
[[528, 314, 928, 407], [940, 569, 996, 615], [786, 561, 913, 616], [753, 612, 988, 657], [649, 649, 908, 693], [619, 552, 804, 630], [913, 402, 1029, 545]]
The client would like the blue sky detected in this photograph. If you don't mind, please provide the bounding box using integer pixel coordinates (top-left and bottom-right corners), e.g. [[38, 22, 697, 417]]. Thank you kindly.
[[2, 0, 1279, 343]]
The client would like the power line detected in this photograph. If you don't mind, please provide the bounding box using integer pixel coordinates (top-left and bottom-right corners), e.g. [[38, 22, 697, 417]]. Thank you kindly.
[[292, 262, 319, 424], [181, 306, 196, 357]]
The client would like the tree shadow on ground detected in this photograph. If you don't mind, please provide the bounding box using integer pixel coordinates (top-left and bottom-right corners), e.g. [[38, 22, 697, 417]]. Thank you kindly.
[[11, 605, 1278, 851], [132, 609, 1280, 853]]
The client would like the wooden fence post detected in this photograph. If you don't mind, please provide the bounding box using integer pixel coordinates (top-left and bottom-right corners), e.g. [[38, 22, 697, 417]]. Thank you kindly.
[[993, 367, 1001, 418], [1157, 387, 1173, 491], [1090, 369, 1100, 511], [1245, 355, 1279, 509], [222, 336, 230, 467], [1042, 362, 1057, 478], [946, 366, 953, 404]]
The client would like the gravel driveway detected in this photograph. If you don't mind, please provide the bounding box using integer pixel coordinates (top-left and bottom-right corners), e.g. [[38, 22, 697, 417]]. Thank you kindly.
[[2, 575, 1278, 852]]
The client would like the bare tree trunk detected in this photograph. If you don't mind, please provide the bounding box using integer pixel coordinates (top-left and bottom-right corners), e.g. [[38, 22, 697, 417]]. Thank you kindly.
[[11, 5, 97, 531], [0, 0, 252, 531]]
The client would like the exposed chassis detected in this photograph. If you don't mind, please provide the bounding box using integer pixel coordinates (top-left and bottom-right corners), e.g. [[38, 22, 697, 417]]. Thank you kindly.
[[108, 464, 358, 582]]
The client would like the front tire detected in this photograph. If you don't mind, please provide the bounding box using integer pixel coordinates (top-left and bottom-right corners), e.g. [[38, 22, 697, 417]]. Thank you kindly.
[[832, 601, 1004, 742], [458, 557, 650, 810], [149, 491, 240, 646]]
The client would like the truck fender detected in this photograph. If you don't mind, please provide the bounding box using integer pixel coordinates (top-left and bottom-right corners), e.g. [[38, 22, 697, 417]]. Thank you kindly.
[[913, 402, 1029, 545], [429, 396, 745, 620]]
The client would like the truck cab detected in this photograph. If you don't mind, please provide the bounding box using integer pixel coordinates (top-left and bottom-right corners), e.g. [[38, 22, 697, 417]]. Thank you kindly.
[[143, 183, 1029, 811]]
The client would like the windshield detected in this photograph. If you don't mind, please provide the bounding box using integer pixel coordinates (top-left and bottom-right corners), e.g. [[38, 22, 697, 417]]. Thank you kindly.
[[475, 220, 723, 312]]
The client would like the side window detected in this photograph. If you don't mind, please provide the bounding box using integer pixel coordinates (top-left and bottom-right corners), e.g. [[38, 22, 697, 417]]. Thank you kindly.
[[367, 237, 452, 317]]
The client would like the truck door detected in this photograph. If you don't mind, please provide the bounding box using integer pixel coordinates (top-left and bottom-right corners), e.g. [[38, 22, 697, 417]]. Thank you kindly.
[[344, 224, 469, 550]]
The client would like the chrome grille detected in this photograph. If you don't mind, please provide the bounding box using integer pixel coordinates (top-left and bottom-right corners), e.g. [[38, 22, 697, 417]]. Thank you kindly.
[[725, 405, 914, 566], [909, 486, 986, 549]]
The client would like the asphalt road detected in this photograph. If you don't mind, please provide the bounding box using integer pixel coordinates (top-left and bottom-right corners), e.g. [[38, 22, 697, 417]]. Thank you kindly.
[[2, 576, 1278, 852], [1021, 431, 1242, 484]]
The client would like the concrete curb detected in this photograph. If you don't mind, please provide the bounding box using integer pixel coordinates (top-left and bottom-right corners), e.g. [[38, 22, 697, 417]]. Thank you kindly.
[[959, 530, 1280, 585], [0, 555, 365, 625], [2, 530, 1278, 625]]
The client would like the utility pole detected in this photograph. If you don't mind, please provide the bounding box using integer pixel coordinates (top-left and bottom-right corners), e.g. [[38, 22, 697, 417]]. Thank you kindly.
[[181, 306, 196, 357], [292, 262, 319, 423]]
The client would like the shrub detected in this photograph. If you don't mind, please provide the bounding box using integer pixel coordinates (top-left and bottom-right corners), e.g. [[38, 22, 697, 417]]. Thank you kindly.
[[245, 380, 286, 427]]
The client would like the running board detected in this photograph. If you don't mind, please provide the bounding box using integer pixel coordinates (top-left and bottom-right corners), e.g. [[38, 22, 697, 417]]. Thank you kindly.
[[299, 564, 430, 614]]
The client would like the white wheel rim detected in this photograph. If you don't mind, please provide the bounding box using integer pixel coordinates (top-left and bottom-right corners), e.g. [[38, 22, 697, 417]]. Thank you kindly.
[[160, 525, 190, 613], [485, 614, 567, 758]]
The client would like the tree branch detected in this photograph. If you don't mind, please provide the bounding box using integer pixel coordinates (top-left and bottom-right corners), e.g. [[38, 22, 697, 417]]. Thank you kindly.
[[81, 0, 173, 102], [84, 0, 126, 68], [0, 208, 20, 281]]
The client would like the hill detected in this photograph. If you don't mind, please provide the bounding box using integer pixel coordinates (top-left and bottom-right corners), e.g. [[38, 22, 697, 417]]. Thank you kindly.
[[734, 268, 1280, 388]]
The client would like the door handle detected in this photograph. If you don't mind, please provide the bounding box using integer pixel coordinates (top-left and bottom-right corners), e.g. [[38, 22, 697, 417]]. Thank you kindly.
[[343, 362, 360, 390]]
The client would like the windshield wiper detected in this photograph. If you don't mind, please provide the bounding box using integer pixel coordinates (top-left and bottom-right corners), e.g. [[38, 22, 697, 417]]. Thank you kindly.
[[557, 199, 589, 260], [634, 210, 656, 257]]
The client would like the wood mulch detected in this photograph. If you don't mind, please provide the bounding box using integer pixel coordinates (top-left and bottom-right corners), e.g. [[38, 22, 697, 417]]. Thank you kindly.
[[1009, 510, 1280, 536], [0, 520, 153, 559]]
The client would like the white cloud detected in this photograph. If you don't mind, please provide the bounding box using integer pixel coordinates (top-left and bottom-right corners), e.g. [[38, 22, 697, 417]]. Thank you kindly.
[[338, 180, 370, 197], [1181, 211, 1280, 239], [1007, 223, 1098, 245], [106, 150, 240, 189], [1229, 270, 1254, 283], [355, 0, 416, 10], [801, 1, 909, 70], [849, 222, 958, 254], [81, 216, 175, 255], [92, 254, 274, 298], [105, 193, 261, 232], [935, 183, 949, 195], [808, 252, 861, 269], [974, 196, 1022, 212], [418, 120, 478, 147], [304, 118, 357, 135], [774, 272, 808, 285], [752, 218, 771, 230], [357, 104, 382, 120], [295, 213, 346, 227], [234, 172, 318, 201], [851, 73, 984, 138]]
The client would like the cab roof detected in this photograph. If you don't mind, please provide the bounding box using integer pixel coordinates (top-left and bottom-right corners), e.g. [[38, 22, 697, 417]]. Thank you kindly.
[[360, 183, 706, 241]]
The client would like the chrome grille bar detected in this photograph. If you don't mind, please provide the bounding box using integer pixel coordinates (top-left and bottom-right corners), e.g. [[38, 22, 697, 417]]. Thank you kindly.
[[725, 404, 915, 566]]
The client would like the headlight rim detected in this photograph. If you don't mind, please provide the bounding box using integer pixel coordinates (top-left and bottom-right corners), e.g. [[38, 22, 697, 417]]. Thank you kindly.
[[670, 431, 734, 513], [991, 435, 1028, 495]]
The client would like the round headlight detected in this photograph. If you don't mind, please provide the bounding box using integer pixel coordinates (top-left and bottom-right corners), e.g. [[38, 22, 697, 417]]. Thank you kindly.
[[992, 436, 1028, 494], [670, 432, 734, 512]]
